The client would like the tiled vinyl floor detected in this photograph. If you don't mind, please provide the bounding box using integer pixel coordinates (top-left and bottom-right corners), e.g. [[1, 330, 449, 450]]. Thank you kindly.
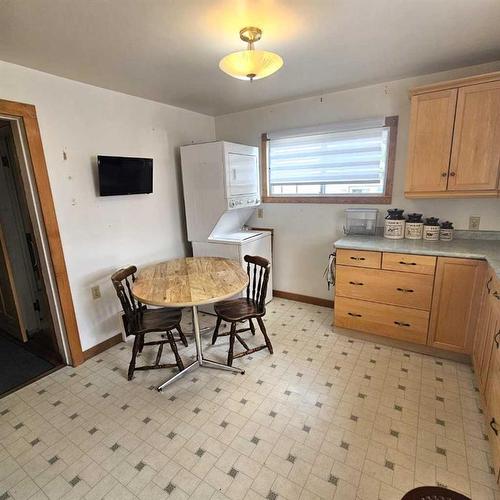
[[1, 298, 499, 500]]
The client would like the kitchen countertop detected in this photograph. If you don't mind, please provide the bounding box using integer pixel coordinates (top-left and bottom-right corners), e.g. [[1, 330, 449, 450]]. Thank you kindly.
[[335, 235, 500, 276]]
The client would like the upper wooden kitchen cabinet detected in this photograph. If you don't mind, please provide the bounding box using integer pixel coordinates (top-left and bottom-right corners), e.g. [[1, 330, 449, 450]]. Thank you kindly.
[[428, 257, 485, 353], [405, 89, 457, 193], [405, 72, 500, 198]]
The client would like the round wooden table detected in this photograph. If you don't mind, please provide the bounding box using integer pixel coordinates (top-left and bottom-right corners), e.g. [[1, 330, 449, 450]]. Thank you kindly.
[[132, 256, 249, 391]]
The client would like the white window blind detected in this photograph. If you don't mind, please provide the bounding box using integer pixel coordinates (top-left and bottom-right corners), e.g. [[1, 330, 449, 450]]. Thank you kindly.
[[268, 124, 390, 196]]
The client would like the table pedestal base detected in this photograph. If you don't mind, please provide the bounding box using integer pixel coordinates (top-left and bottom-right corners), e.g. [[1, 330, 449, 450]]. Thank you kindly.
[[157, 305, 244, 392]]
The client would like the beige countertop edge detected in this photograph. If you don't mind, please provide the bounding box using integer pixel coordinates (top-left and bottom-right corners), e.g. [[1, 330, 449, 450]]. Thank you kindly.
[[334, 236, 500, 277]]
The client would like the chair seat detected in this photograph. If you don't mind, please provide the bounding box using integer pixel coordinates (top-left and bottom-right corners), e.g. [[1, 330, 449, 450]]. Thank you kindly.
[[401, 486, 470, 500], [135, 307, 183, 334], [214, 298, 264, 322]]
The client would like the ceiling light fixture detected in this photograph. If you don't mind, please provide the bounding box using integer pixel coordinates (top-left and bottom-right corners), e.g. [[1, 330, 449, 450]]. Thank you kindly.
[[219, 27, 283, 81]]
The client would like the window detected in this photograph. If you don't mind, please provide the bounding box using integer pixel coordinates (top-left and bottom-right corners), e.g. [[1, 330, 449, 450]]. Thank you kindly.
[[261, 116, 398, 203]]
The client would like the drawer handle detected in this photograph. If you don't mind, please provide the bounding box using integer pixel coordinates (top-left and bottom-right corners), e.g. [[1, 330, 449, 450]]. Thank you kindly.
[[396, 288, 414, 293], [348, 312, 362, 318], [494, 291, 500, 301], [399, 261, 417, 266], [350, 256, 365, 261], [486, 277, 493, 293], [349, 281, 364, 286], [490, 418, 499, 436], [495, 331, 500, 349], [394, 321, 410, 327]]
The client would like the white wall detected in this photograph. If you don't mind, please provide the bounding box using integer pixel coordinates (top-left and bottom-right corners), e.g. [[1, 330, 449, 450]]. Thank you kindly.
[[0, 61, 215, 351], [215, 61, 500, 301]]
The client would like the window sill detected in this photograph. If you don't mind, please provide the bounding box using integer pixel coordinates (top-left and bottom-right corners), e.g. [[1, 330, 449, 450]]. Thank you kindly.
[[261, 195, 392, 204]]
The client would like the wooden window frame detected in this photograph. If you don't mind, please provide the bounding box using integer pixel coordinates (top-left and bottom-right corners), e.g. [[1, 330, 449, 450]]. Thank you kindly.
[[260, 115, 398, 204]]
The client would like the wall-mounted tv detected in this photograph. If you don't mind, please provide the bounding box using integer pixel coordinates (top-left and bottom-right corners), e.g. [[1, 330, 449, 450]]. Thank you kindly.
[[98, 156, 153, 196]]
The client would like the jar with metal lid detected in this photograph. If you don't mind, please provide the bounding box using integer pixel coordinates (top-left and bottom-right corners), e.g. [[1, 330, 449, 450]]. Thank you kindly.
[[384, 209, 405, 239], [423, 217, 440, 241], [405, 213, 423, 240], [440, 221, 454, 241]]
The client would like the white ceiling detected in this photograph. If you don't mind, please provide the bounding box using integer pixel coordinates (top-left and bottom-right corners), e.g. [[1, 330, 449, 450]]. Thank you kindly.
[[1, 0, 500, 116]]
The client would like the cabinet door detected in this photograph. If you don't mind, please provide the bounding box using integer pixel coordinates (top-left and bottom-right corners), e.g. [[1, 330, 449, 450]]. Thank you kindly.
[[479, 305, 499, 393], [448, 81, 500, 192], [428, 257, 484, 353], [405, 89, 457, 193], [485, 309, 500, 479], [473, 274, 495, 385], [473, 297, 493, 391]]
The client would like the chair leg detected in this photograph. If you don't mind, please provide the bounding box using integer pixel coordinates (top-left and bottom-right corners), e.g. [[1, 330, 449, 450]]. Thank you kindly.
[[212, 316, 222, 345], [227, 322, 236, 367], [128, 335, 141, 381], [249, 318, 256, 336], [138, 335, 145, 353], [177, 325, 188, 347], [256, 317, 273, 355], [166, 330, 184, 371]]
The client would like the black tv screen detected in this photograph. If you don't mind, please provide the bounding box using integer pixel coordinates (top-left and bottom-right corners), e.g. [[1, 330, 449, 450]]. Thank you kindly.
[[98, 156, 153, 196]]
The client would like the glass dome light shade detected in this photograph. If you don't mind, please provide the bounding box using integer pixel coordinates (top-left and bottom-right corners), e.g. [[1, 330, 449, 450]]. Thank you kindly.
[[219, 49, 283, 80]]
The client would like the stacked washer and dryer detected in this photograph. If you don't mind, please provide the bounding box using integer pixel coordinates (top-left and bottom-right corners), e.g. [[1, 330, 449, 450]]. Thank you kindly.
[[180, 141, 273, 304]]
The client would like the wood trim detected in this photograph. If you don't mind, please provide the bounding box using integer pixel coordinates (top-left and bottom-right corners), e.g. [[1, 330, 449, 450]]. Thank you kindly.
[[410, 71, 500, 96], [405, 189, 499, 199], [383, 115, 398, 201], [83, 333, 123, 361], [0, 99, 85, 366], [260, 133, 269, 202], [273, 289, 333, 308], [260, 116, 398, 205]]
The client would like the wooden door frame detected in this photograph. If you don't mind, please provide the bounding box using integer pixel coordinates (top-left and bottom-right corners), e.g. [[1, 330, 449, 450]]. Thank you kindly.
[[0, 99, 84, 366]]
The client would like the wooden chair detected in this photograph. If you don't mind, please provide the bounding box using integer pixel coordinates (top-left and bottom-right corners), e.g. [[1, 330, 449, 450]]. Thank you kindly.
[[211, 255, 273, 366], [401, 486, 470, 500], [111, 266, 188, 380]]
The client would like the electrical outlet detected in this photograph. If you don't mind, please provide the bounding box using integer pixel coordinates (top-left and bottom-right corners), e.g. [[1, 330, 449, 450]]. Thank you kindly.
[[469, 216, 481, 230], [257, 208, 264, 219], [91, 285, 101, 300]]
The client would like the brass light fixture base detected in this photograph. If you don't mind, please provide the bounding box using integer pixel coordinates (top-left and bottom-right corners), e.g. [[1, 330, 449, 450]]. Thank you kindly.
[[239, 27, 262, 44]]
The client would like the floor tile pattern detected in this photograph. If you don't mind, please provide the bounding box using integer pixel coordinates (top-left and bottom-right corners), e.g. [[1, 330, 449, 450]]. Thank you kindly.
[[0, 299, 499, 499]]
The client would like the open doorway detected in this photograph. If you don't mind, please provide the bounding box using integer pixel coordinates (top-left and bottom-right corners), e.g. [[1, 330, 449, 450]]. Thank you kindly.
[[0, 119, 65, 394]]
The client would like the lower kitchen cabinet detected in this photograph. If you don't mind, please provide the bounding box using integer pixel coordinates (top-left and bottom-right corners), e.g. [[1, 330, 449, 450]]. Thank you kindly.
[[485, 327, 500, 480], [473, 271, 499, 391], [334, 247, 500, 482], [427, 257, 484, 353], [478, 273, 500, 480]]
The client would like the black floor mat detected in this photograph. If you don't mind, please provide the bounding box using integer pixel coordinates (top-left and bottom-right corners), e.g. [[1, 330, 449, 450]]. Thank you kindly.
[[0, 333, 55, 395]]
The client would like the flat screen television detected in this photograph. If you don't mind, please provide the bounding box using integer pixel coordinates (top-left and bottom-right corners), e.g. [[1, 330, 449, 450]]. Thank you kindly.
[[98, 156, 153, 196]]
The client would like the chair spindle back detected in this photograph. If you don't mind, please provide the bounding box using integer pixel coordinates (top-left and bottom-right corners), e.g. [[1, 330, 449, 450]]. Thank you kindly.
[[244, 255, 270, 312], [111, 266, 142, 335]]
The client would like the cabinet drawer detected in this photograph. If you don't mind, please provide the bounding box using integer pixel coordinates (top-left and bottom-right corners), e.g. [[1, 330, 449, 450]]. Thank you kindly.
[[382, 252, 436, 275], [336, 249, 381, 269], [334, 296, 429, 345], [336, 266, 434, 310]]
